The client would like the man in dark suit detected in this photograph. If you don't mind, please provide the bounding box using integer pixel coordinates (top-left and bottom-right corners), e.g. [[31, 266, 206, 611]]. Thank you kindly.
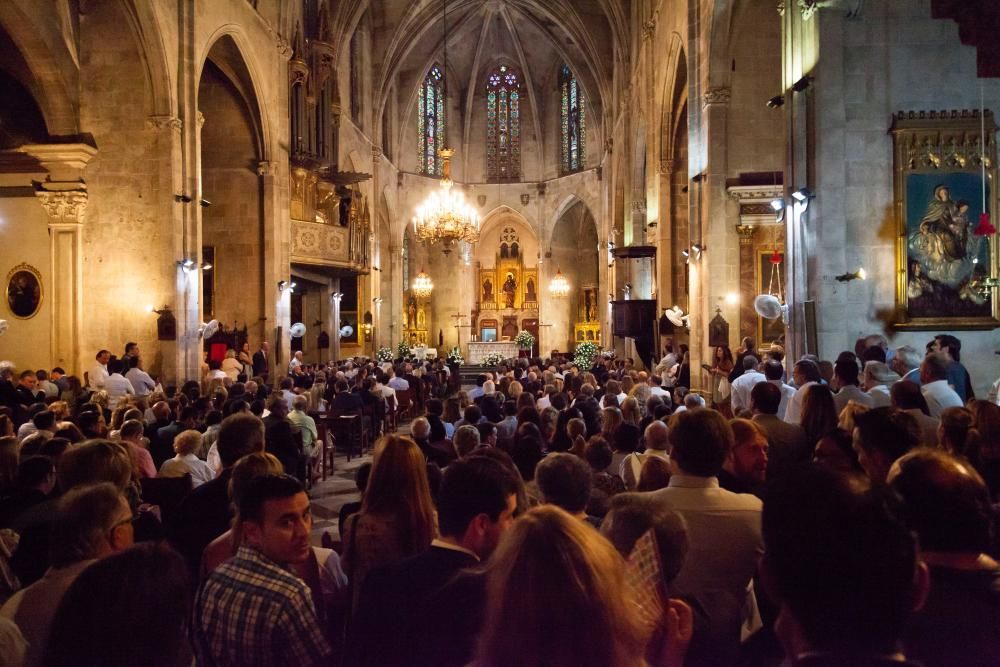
[[14, 370, 44, 424], [331, 380, 363, 413], [155, 406, 198, 469], [347, 455, 521, 667], [251, 341, 270, 383], [749, 382, 809, 486], [262, 395, 301, 478], [168, 413, 264, 579]]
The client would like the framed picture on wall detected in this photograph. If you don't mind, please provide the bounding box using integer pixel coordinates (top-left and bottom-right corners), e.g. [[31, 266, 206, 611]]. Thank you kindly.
[[891, 110, 1000, 329], [5, 263, 42, 319]]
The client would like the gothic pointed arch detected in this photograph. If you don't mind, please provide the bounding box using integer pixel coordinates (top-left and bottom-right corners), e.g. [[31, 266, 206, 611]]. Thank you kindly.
[[485, 63, 521, 181]]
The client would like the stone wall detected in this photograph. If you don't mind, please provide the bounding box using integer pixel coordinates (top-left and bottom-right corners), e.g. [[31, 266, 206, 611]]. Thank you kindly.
[[811, 0, 1000, 395]]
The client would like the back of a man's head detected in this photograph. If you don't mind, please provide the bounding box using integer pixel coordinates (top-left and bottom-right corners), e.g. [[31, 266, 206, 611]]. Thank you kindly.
[[743, 355, 759, 371], [463, 405, 482, 424], [535, 452, 592, 514], [853, 407, 919, 481], [794, 359, 822, 384], [601, 492, 688, 584], [50, 482, 125, 568], [890, 448, 992, 554], [763, 465, 918, 655], [889, 381, 926, 412], [119, 419, 144, 441], [57, 440, 132, 492], [217, 413, 265, 469], [921, 352, 949, 383], [668, 409, 732, 477], [453, 425, 480, 457], [834, 359, 860, 387], [411, 416, 431, 440], [644, 420, 669, 451], [32, 410, 56, 431], [437, 456, 521, 554], [751, 381, 781, 415]]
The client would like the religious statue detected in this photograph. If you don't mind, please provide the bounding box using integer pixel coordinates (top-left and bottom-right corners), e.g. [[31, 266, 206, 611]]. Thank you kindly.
[[407, 298, 417, 328], [585, 291, 595, 322], [526, 278, 536, 302], [483, 278, 493, 302], [502, 272, 517, 308]]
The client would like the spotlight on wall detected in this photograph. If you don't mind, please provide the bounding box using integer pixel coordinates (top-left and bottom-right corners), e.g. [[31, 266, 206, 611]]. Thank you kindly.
[[199, 199, 212, 208], [770, 198, 785, 211], [791, 76, 812, 93], [835, 267, 867, 283], [278, 280, 296, 293], [177, 259, 197, 272], [681, 248, 690, 259], [373, 297, 384, 305], [200, 262, 213, 271], [766, 95, 785, 108], [691, 243, 706, 259], [174, 194, 192, 203], [791, 188, 813, 202], [330, 292, 344, 303]]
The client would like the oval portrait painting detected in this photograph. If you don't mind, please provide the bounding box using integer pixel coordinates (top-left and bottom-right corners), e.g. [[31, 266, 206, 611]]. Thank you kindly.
[[6, 264, 42, 319]]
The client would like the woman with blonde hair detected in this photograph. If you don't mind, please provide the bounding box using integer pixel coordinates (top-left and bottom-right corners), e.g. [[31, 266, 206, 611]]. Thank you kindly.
[[620, 397, 641, 426], [476, 505, 646, 667], [341, 434, 436, 612], [507, 380, 523, 400], [221, 349, 242, 382], [837, 399, 870, 433], [600, 406, 623, 441]]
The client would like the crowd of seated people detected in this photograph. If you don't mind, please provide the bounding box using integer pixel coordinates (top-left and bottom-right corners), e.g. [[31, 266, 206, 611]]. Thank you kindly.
[[0, 331, 996, 665]]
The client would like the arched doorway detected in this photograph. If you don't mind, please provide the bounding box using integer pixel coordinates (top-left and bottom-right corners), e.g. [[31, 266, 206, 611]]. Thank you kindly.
[[550, 201, 600, 352]]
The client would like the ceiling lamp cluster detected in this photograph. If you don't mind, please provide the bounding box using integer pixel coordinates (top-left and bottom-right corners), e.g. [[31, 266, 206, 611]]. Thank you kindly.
[[412, 268, 434, 298], [411, 0, 480, 255], [549, 268, 571, 297]]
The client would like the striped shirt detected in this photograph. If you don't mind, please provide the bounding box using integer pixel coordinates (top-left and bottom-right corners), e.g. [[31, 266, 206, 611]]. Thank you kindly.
[[194, 545, 332, 666]]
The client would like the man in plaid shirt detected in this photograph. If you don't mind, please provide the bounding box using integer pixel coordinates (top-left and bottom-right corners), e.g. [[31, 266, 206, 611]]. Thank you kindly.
[[194, 475, 332, 666]]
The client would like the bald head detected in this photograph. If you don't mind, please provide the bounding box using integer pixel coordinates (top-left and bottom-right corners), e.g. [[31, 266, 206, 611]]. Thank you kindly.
[[644, 420, 670, 451], [152, 401, 171, 421]]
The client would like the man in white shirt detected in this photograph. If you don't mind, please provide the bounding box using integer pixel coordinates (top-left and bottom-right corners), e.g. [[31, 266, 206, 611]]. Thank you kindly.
[[125, 357, 156, 397], [104, 359, 135, 408], [920, 353, 964, 417], [891, 345, 922, 386], [832, 358, 874, 415], [599, 379, 627, 408], [784, 359, 822, 424], [649, 374, 672, 400], [34, 370, 59, 399], [649, 409, 762, 666], [288, 351, 304, 375], [862, 361, 898, 408], [87, 350, 110, 389], [387, 367, 410, 392], [729, 356, 765, 414], [761, 360, 795, 420], [288, 396, 319, 457]]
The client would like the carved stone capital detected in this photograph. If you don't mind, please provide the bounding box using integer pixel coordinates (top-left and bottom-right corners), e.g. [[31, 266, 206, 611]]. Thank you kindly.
[[257, 161, 276, 176], [196, 111, 206, 129], [736, 224, 756, 245], [35, 188, 89, 225], [641, 10, 658, 40], [703, 87, 732, 106], [276, 35, 293, 60], [146, 115, 182, 132], [371, 146, 382, 163]]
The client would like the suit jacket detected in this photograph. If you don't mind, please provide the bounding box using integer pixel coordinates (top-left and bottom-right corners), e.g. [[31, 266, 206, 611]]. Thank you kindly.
[[347, 545, 480, 667], [168, 468, 234, 579], [410, 568, 488, 667], [752, 413, 811, 483], [251, 349, 269, 379]]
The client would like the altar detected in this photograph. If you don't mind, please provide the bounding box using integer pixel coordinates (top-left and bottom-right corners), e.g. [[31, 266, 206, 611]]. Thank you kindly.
[[467, 341, 518, 364]]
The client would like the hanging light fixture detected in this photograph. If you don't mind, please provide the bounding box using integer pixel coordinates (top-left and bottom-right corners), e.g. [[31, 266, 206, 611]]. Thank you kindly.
[[412, 0, 480, 255], [549, 268, 570, 297], [412, 268, 434, 298]]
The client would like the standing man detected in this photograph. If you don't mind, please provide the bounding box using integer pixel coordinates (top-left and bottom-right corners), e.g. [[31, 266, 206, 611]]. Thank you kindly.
[[252, 341, 270, 384], [87, 350, 110, 389], [933, 334, 974, 403], [194, 475, 331, 666], [729, 356, 765, 415]]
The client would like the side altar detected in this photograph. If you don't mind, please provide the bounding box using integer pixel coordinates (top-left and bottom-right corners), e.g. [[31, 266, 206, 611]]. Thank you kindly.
[[467, 341, 518, 364]]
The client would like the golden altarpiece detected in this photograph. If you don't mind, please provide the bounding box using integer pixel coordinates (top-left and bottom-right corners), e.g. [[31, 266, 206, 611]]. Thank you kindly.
[[474, 226, 538, 342]]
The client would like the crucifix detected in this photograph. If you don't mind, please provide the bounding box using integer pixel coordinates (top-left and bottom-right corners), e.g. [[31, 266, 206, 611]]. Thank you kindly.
[[451, 312, 471, 350]]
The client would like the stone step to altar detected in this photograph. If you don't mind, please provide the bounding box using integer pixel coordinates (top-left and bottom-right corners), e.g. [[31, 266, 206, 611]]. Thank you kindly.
[[458, 365, 492, 385]]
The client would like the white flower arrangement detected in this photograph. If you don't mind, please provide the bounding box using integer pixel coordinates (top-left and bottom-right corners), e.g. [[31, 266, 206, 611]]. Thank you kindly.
[[447, 346, 465, 366], [480, 352, 509, 367], [601, 349, 616, 359], [573, 340, 600, 369], [396, 340, 410, 359], [375, 347, 393, 363], [514, 330, 535, 350]]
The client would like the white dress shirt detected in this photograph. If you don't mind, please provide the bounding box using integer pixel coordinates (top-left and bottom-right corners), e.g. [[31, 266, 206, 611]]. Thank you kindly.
[[104, 373, 135, 408], [784, 381, 817, 424], [866, 385, 892, 408], [921, 379, 964, 417], [388, 376, 410, 391], [125, 367, 156, 396], [768, 380, 796, 421], [87, 362, 109, 389], [159, 453, 216, 488], [833, 384, 874, 415], [730, 371, 766, 413]]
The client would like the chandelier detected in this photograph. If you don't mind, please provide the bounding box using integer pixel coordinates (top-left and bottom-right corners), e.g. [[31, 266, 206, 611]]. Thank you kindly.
[[549, 268, 570, 297], [412, 268, 434, 298], [411, 0, 480, 255]]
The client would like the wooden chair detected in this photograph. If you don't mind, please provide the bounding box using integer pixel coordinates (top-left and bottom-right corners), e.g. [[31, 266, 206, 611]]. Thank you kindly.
[[384, 393, 397, 432], [330, 413, 364, 462], [312, 414, 335, 481]]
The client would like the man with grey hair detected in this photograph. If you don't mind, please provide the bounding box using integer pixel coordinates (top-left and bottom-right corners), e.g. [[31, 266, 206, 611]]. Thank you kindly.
[[620, 420, 671, 490], [412, 417, 457, 467], [862, 361, 899, 408], [891, 345, 922, 385], [453, 425, 480, 458], [920, 353, 963, 417], [1, 483, 132, 667], [288, 395, 318, 457]]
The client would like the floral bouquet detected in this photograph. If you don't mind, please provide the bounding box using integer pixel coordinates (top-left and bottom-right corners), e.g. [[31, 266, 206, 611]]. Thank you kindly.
[[601, 349, 616, 360], [447, 346, 465, 366], [481, 352, 508, 367], [514, 330, 535, 351], [396, 340, 411, 359], [573, 340, 600, 369], [375, 347, 393, 363]]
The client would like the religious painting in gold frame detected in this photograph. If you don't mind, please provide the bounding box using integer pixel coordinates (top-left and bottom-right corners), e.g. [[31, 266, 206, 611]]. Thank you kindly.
[[755, 251, 785, 347], [5, 263, 42, 319], [890, 110, 999, 330]]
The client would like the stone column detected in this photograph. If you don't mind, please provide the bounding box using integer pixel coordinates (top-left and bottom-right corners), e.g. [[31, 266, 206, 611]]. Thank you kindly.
[[330, 288, 343, 362], [736, 224, 757, 341], [22, 143, 98, 375]]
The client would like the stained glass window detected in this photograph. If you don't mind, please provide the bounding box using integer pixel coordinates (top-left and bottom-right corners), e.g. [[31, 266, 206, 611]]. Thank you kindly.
[[486, 64, 521, 181], [559, 65, 585, 173], [418, 65, 445, 176]]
